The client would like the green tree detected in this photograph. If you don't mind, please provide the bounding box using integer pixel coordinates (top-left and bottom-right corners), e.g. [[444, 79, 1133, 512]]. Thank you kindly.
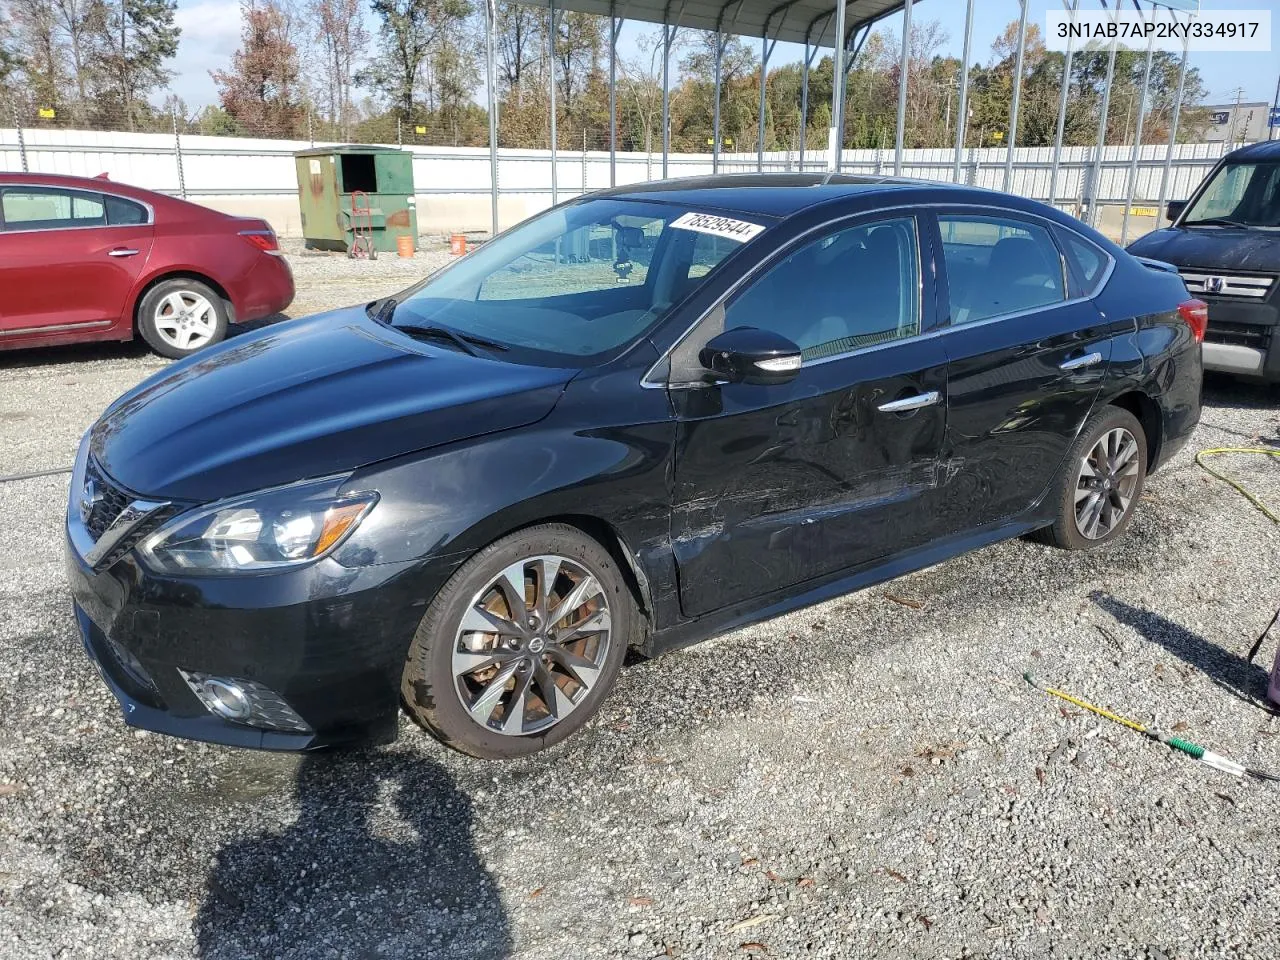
[[92, 0, 179, 130], [361, 0, 472, 120]]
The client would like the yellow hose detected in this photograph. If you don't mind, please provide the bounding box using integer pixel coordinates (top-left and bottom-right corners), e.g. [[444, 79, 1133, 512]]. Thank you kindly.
[[1027, 674, 1150, 734], [1193, 447, 1280, 525]]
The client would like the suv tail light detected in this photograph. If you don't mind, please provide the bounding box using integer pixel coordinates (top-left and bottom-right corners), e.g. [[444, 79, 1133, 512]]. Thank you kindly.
[[238, 227, 281, 255], [1178, 299, 1208, 343]]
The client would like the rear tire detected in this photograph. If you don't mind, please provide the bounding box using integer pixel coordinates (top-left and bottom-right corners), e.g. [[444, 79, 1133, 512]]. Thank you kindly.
[[1035, 405, 1148, 551], [401, 523, 634, 759], [137, 278, 229, 359]]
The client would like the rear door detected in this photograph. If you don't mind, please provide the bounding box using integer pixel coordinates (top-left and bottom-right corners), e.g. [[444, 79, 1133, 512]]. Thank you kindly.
[[0, 186, 154, 336], [667, 213, 950, 617], [930, 210, 1123, 533]]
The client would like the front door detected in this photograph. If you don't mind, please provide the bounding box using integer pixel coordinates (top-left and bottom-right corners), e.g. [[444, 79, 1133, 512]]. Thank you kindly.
[[0, 186, 153, 336], [668, 214, 949, 618], [930, 212, 1122, 533]]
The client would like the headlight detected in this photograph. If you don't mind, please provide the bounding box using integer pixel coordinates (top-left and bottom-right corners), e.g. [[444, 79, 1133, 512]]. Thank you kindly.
[[139, 476, 377, 575]]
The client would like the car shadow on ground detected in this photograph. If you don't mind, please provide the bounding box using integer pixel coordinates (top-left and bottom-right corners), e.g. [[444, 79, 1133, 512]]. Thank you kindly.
[[194, 750, 510, 960], [1091, 591, 1275, 710]]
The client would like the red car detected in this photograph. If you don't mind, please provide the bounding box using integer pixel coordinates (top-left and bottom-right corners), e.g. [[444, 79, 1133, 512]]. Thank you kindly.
[[0, 172, 294, 358]]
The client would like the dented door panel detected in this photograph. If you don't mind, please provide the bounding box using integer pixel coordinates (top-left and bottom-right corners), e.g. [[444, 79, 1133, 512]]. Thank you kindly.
[[670, 336, 949, 618], [936, 301, 1122, 533]]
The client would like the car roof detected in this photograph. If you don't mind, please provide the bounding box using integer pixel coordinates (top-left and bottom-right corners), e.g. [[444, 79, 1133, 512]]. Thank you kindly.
[[597, 173, 990, 219], [1223, 139, 1280, 163], [0, 171, 169, 205]]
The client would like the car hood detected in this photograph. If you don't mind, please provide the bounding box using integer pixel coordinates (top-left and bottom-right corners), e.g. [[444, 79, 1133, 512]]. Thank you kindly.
[[1126, 227, 1280, 273], [92, 308, 576, 502]]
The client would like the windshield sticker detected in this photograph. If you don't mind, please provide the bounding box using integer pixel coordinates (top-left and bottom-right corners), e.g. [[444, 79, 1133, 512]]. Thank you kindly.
[[670, 212, 765, 243]]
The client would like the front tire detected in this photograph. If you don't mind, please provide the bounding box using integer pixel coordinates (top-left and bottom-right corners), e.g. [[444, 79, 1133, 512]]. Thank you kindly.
[[402, 523, 635, 759], [1036, 405, 1148, 550], [137, 278, 229, 359]]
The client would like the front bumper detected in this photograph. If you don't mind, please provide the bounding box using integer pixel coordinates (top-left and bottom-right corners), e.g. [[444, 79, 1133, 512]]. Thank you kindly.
[[1202, 298, 1279, 382], [66, 535, 437, 751]]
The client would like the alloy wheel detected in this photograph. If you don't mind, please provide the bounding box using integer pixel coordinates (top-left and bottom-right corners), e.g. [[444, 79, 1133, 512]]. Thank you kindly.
[[1074, 426, 1141, 540], [154, 291, 218, 351], [451, 554, 612, 736]]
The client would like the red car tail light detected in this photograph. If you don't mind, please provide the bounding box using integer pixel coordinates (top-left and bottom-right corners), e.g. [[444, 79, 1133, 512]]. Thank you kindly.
[[238, 228, 281, 255], [1177, 299, 1208, 343]]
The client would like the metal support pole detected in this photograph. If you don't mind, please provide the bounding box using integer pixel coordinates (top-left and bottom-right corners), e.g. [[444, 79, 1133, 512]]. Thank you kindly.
[[662, 12, 672, 178], [397, 117, 402, 147], [893, 0, 912, 176], [952, 0, 974, 183], [1157, 42, 1189, 218], [1003, 0, 1028, 192], [609, 8, 619, 186], [549, 0, 559, 203], [838, 26, 868, 155], [1048, 0, 1078, 205], [713, 31, 725, 172], [172, 106, 186, 199], [486, 0, 500, 236], [1088, 38, 1119, 227], [799, 40, 812, 172], [829, 0, 847, 172], [1121, 39, 1154, 245], [757, 32, 776, 172]]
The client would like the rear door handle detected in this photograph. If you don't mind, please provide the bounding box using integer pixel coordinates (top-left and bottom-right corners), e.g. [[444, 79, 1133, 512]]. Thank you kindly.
[[1059, 351, 1103, 372], [108, 248, 139, 257], [877, 390, 941, 413]]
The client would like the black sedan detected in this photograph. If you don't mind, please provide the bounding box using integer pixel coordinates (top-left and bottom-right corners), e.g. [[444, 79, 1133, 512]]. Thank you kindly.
[[66, 175, 1204, 759]]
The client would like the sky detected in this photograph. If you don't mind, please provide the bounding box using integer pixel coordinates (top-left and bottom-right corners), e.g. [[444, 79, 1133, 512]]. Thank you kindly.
[[170, 0, 1279, 114]]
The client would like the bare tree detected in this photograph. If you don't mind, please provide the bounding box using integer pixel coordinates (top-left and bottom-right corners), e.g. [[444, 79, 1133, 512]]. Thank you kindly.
[[50, 0, 105, 116], [9, 0, 64, 110], [495, 0, 538, 101], [309, 0, 366, 137]]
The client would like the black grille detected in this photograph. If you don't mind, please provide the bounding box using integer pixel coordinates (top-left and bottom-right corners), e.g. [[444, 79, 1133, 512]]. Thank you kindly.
[[83, 458, 132, 540], [1205, 322, 1272, 350], [80, 460, 177, 567]]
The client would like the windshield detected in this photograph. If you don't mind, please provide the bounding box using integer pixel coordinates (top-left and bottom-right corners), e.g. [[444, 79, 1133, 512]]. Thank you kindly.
[[1183, 161, 1280, 229], [390, 198, 768, 363]]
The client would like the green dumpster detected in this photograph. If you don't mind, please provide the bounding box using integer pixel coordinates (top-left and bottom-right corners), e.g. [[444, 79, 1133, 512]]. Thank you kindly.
[[294, 145, 418, 254]]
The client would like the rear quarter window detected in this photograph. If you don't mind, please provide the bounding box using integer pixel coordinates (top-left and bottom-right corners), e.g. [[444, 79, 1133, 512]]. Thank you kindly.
[[105, 195, 149, 226], [1058, 230, 1110, 298]]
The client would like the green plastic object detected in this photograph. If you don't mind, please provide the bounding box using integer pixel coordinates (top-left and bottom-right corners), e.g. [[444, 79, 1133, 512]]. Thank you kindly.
[[1165, 737, 1205, 760], [294, 145, 418, 254]]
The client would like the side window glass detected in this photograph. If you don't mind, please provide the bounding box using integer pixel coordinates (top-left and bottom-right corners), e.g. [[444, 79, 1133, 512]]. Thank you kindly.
[[723, 217, 920, 361], [71, 193, 105, 224], [939, 216, 1065, 324], [105, 195, 148, 226], [1060, 232, 1108, 298], [1, 188, 105, 229]]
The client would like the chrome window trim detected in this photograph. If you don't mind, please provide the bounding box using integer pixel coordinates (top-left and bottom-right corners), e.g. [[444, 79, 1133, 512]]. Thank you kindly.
[[643, 201, 1118, 390], [0, 183, 155, 233]]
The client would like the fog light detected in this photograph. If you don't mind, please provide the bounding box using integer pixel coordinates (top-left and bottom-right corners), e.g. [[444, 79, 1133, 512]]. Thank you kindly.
[[199, 678, 252, 720], [179, 670, 312, 733]]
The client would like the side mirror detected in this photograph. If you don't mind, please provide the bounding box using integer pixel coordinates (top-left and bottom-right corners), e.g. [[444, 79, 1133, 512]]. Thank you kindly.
[[1165, 200, 1186, 222], [699, 326, 802, 386]]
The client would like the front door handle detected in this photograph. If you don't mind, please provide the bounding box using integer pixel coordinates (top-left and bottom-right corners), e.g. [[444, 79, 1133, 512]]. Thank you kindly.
[[108, 248, 139, 257], [1059, 351, 1103, 372], [877, 390, 941, 413]]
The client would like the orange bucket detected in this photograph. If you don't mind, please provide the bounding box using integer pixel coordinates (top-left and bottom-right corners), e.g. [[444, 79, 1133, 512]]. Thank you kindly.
[[450, 234, 467, 256], [396, 235, 415, 258]]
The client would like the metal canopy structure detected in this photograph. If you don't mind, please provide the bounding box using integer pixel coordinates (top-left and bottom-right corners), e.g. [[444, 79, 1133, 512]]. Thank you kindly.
[[478, 0, 1203, 246], [516, 0, 909, 47], [482, 0, 919, 234]]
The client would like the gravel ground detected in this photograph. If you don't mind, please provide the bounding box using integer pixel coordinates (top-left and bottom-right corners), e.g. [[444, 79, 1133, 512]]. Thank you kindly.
[[3, 248, 1280, 959]]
